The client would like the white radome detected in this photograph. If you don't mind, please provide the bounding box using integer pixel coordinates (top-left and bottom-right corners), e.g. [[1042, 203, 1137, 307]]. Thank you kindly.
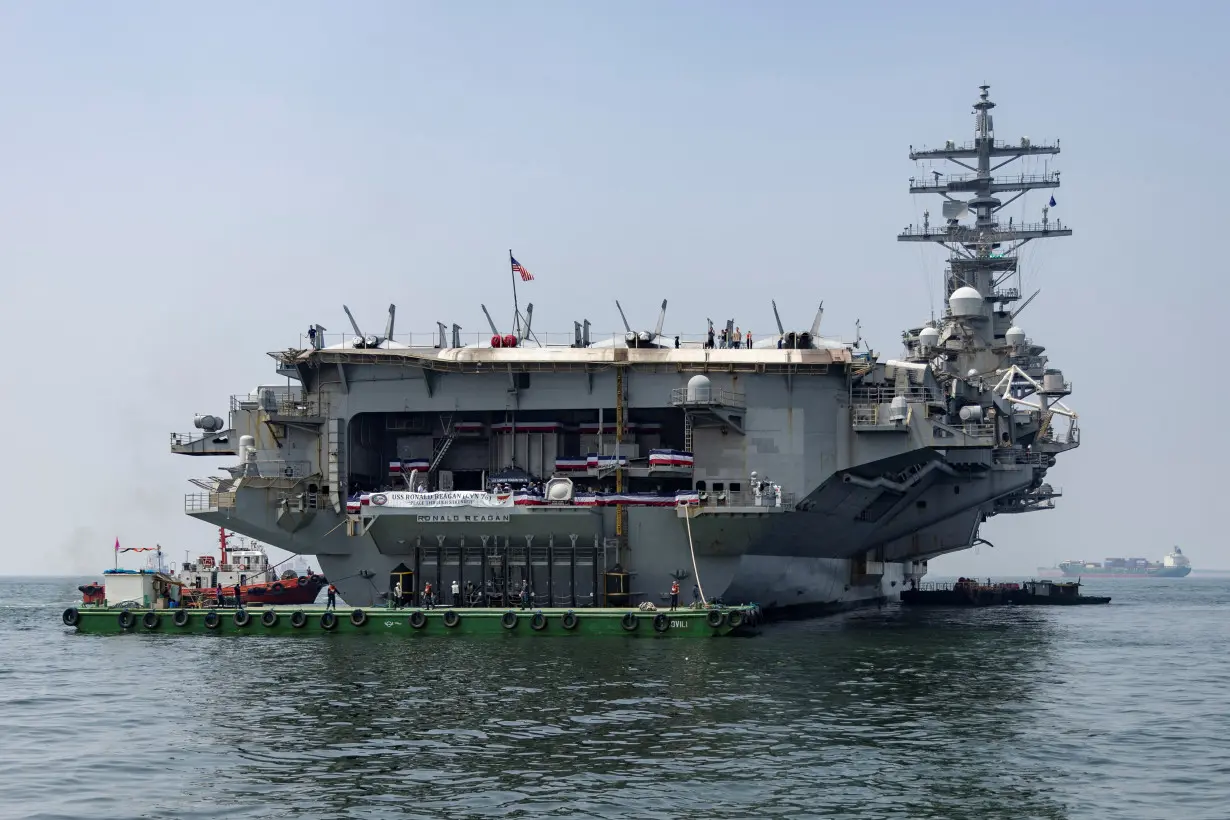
[[949, 286, 984, 317]]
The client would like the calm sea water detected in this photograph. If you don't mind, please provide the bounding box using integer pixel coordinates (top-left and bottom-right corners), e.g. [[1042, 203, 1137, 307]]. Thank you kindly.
[[2, 577, 1228, 820]]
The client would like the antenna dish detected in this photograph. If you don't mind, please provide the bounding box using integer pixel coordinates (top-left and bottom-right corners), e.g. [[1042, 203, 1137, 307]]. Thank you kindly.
[[942, 201, 968, 220]]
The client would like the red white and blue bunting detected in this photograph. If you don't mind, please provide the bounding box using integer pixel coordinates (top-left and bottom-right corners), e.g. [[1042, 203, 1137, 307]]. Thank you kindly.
[[348, 489, 700, 513], [648, 449, 694, 467]]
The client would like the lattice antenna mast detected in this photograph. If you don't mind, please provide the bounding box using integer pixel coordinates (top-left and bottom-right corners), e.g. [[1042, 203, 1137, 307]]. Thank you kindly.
[[898, 86, 1072, 328]]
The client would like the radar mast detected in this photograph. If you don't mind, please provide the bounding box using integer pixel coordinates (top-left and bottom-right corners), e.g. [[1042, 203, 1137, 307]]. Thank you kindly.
[[900, 84, 1070, 354]]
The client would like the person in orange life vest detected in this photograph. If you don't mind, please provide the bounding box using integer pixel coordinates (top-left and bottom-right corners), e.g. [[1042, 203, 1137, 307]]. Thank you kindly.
[[424, 581, 434, 609], [326, 584, 337, 610], [670, 579, 680, 611]]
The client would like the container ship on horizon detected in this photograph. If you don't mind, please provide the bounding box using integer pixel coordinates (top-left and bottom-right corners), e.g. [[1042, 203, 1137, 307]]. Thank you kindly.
[[1037, 548, 1191, 579]]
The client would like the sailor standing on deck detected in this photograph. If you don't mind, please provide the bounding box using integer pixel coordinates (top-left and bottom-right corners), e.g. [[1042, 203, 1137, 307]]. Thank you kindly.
[[326, 584, 337, 610], [670, 579, 680, 611], [215, 582, 224, 606], [393, 580, 402, 608], [233, 584, 243, 609], [451, 579, 460, 608], [424, 581, 434, 609]]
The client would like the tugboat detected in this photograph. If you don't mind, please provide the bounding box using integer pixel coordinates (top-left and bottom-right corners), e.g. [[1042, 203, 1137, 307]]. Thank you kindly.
[[175, 528, 327, 606], [1010, 579, 1110, 605], [78, 529, 327, 608]]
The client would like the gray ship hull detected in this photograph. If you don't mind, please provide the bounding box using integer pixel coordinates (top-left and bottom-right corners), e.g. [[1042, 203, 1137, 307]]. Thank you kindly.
[[190, 468, 1015, 612]]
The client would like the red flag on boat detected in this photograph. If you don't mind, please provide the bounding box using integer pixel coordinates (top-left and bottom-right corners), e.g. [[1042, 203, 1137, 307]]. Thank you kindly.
[[114, 537, 120, 552]]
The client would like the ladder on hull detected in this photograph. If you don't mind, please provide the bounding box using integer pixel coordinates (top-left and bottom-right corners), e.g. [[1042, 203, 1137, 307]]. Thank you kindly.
[[429, 414, 455, 474]]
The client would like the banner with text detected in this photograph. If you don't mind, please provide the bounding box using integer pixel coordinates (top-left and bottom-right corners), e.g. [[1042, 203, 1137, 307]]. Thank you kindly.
[[368, 491, 514, 509]]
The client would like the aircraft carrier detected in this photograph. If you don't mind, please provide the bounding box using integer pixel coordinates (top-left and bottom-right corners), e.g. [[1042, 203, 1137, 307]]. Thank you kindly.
[[171, 86, 1079, 614]]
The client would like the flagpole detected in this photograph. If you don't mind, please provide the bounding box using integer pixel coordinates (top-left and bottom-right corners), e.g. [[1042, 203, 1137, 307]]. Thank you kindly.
[[509, 249, 521, 337]]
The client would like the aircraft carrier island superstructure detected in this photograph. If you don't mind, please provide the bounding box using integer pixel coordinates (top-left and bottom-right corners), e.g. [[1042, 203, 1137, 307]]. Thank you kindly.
[[172, 86, 1079, 614]]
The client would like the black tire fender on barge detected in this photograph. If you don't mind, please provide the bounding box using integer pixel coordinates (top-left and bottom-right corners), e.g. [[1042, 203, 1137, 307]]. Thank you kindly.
[[621, 612, 639, 632], [261, 610, 278, 627], [441, 610, 459, 628], [410, 610, 428, 629], [271, 582, 284, 594], [233, 609, 251, 628], [320, 611, 337, 630], [203, 610, 220, 630], [142, 611, 160, 630], [117, 610, 135, 630], [561, 610, 578, 630], [530, 611, 547, 631], [728, 611, 745, 629], [500, 611, 518, 630], [652, 613, 669, 633], [290, 610, 307, 629], [350, 609, 368, 627], [173, 609, 190, 628], [62, 608, 80, 627], [706, 609, 727, 629]]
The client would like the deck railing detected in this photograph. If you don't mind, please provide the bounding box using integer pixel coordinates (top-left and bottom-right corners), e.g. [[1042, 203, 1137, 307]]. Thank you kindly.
[[670, 387, 747, 408]]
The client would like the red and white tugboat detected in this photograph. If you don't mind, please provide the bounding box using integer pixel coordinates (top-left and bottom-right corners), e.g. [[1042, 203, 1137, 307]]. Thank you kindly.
[[175, 528, 326, 606]]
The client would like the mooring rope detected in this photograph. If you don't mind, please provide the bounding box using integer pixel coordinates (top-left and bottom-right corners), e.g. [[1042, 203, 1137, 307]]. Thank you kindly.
[[683, 506, 707, 605]]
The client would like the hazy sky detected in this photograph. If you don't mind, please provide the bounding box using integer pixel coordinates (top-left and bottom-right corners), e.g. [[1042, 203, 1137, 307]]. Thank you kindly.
[[2, 1, 1226, 576]]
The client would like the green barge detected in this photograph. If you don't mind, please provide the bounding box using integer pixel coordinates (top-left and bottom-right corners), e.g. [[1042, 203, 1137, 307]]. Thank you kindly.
[[62, 604, 761, 637]]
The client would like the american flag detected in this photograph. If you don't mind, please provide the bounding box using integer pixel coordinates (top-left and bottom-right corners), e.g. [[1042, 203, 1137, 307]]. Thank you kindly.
[[511, 256, 534, 282]]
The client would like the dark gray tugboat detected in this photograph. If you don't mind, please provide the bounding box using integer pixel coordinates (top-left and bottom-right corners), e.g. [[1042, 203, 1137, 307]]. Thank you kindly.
[[1010, 579, 1110, 606]]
